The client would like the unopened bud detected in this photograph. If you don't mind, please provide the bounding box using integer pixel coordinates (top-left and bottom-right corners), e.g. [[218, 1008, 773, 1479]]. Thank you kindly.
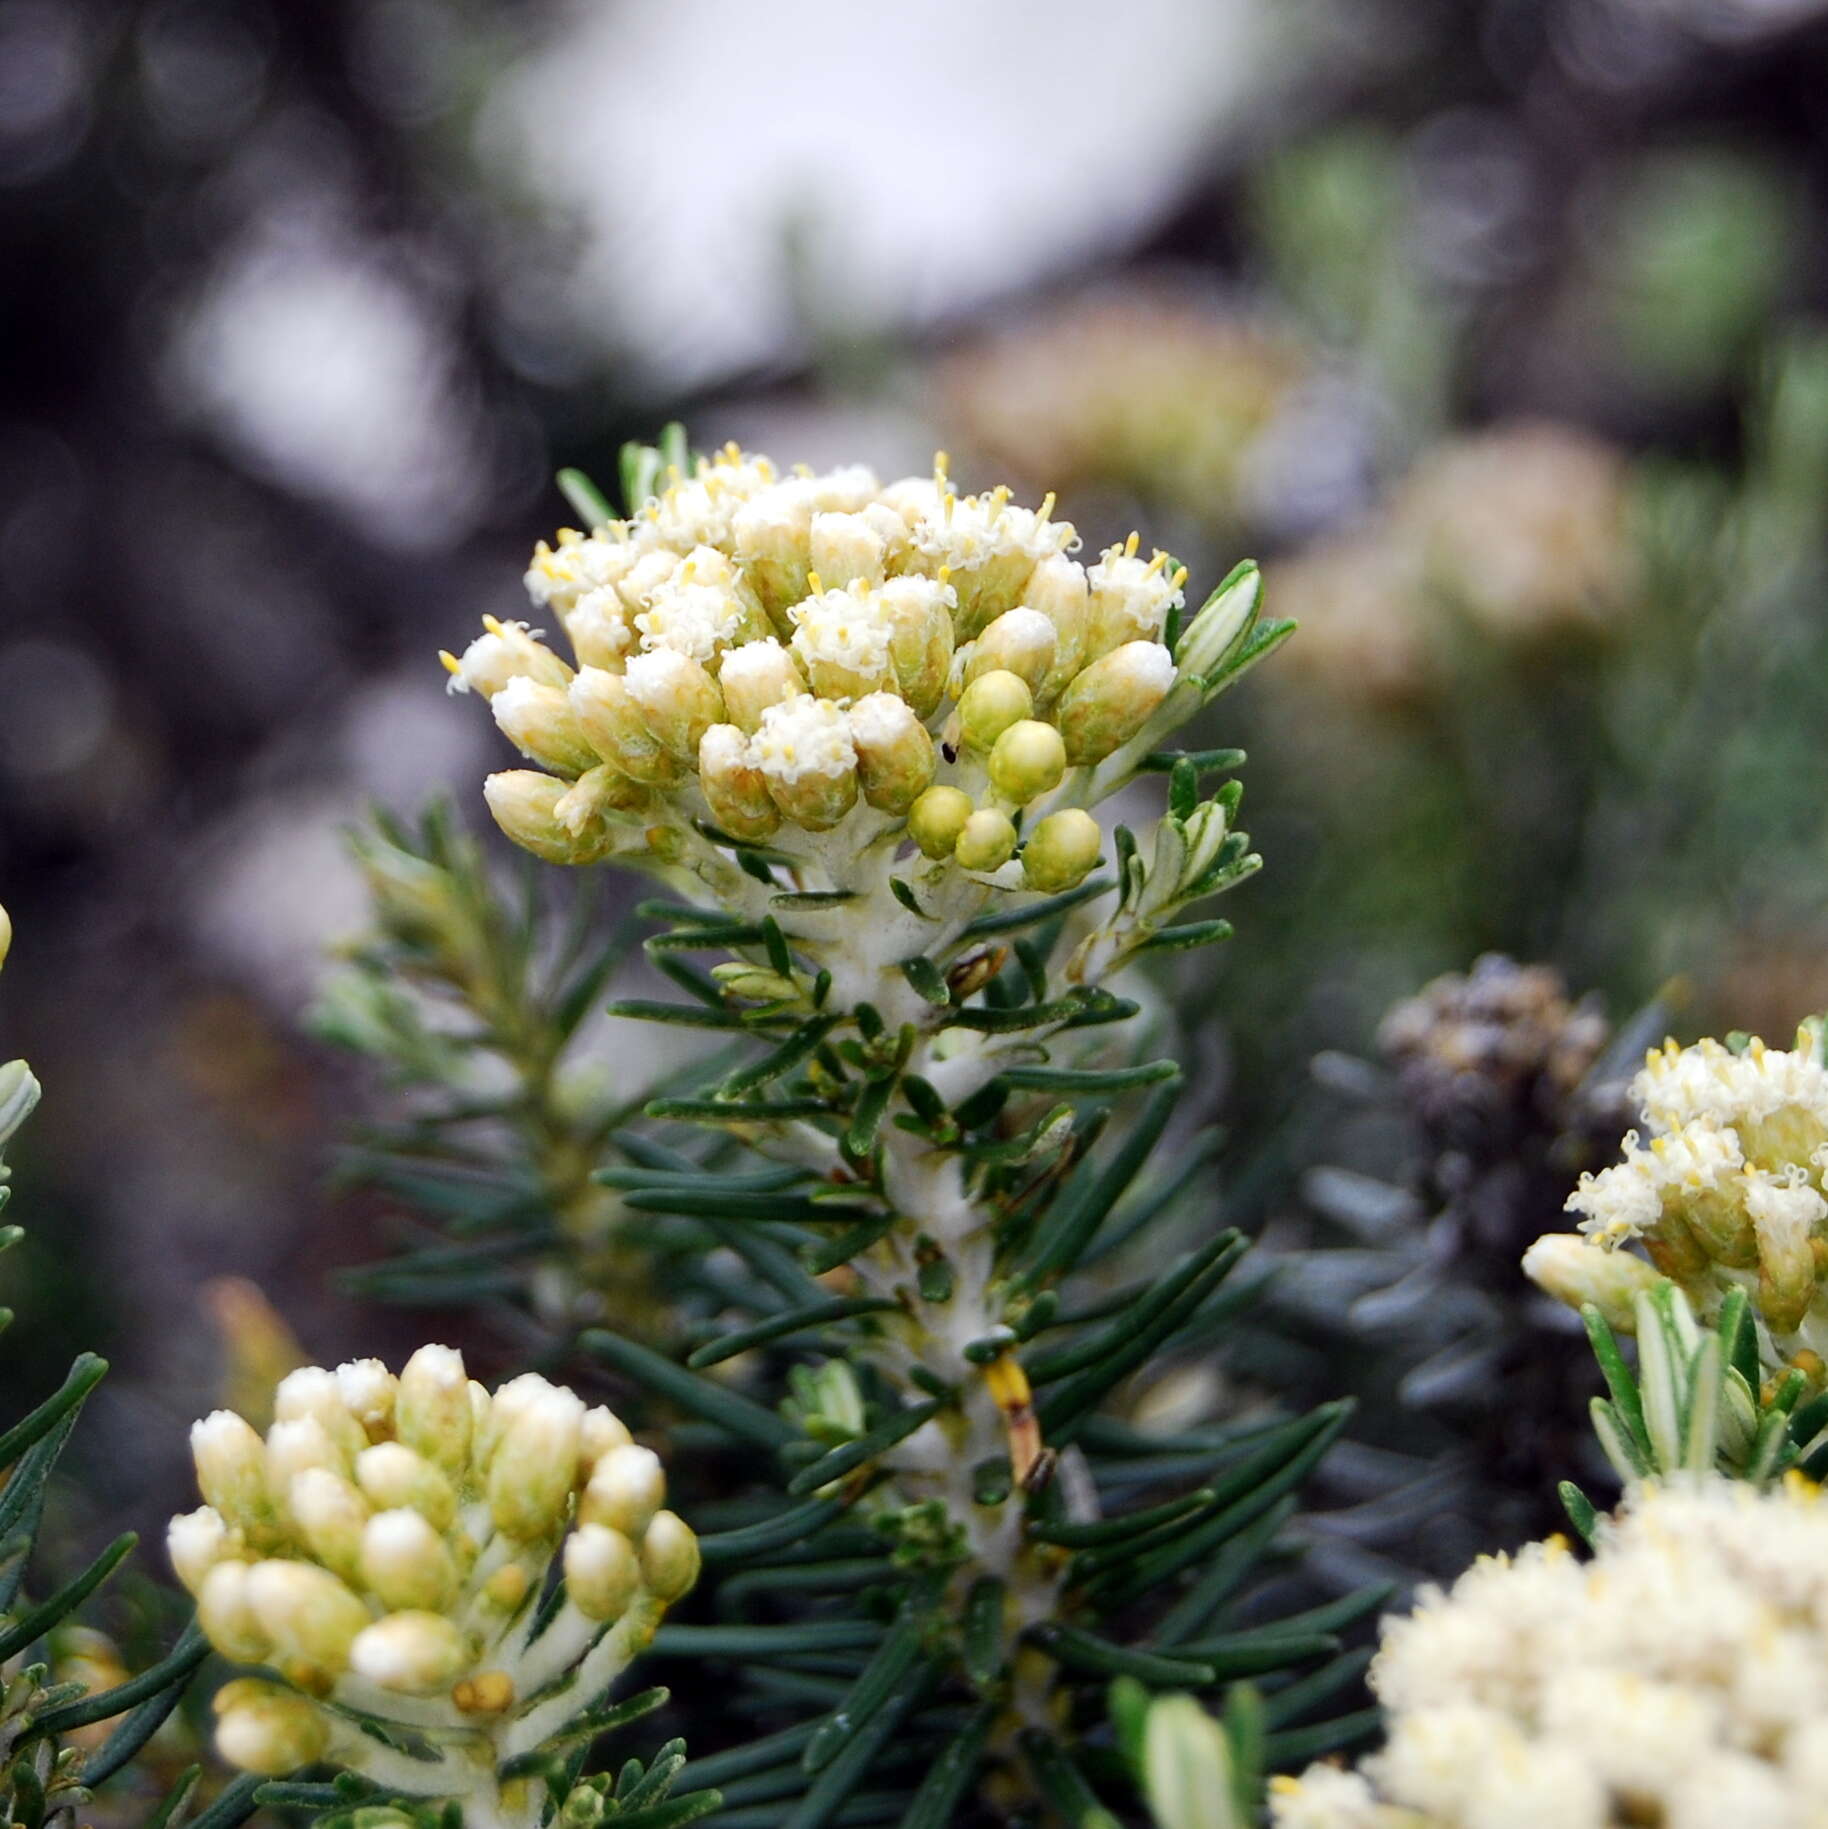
[[809, 511, 888, 587], [712, 963, 800, 1002], [969, 609, 1057, 696], [484, 772, 614, 867], [579, 1443, 665, 1537], [266, 1417, 346, 1510], [488, 1387, 586, 1541], [954, 808, 1019, 874], [1022, 556, 1091, 700], [580, 1406, 634, 1477], [624, 649, 725, 761], [395, 1345, 473, 1479], [349, 1611, 469, 1696], [191, 1411, 270, 1533], [880, 577, 956, 718], [361, 1510, 459, 1613], [562, 587, 636, 672], [197, 1561, 270, 1664], [1057, 642, 1176, 765], [0, 903, 9, 973], [288, 1469, 371, 1582], [987, 719, 1067, 805], [168, 1507, 234, 1598], [491, 678, 602, 777], [1522, 1234, 1663, 1331], [1142, 1692, 1236, 1829], [699, 724, 781, 841], [246, 1560, 372, 1676], [334, 1361, 397, 1439], [751, 695, 859, 832], [569, 668, 681, 785], [214, 1683, 330, 1776], [1022, 810, 1103, 893], [849, 693, 937, 815], [355, 1442, 457, 1531], [563, 1523, 642, 1622], [957, 670, 1033, 751], [444, 618, 574, 699], [641, 1511, 702, 1604], [0, 1060, 37, 1150], [732, 483, 815, 613], [717, 638, 805, 734], [907, 786, 974, 861]]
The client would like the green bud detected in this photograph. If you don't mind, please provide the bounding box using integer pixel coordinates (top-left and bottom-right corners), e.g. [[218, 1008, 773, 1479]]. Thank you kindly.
[[987, 719, 1067, 805], [484, 772, 615, 867], [563, 1523, 642, 1622], [348, 1610, 470, 1696], [1056, 641, 1177, 766], [491, 678, 601, 776], [850, 692, 937, 815], [907, 786, 974, 860], [713, 963, 800, 1002], [625, 649, 725, 760], [957, 670, 1033, 751], [968, 609, 1057, 695], [698, 724, 781, 841], [395, 1345, 473, 1480], [569, 668, 681, 785], [1022, 810, 1103, 892], [214, 1683, 330, 1777], [954, 808, 1019, 874], [641, 1510, 702, 1604]]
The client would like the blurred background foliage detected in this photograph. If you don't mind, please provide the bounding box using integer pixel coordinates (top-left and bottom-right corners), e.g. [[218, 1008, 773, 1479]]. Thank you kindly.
[[5, 0, 1828, 1588]]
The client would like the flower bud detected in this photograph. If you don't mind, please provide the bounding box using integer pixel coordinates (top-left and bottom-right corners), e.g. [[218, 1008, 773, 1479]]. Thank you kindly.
[[640, 1511, 701, 1604], [1022, 810, 1103, 893], [246, 1560, 372, 1676], [1522, 1235, 1662, 1332], [395, 1345, 473, 1479], [579, 1406, 634, 1477], [0, 1060, 37, 1150], [562, 587, 635, 672], [491, 678, 602, 777], [198, 1561, 271, 1663], [442, 619, 574, 700], [349, 1611, 470, 1696], [168, 1507, 234, 1597], [969, 609, 1057, 696], [713, 963, 800, 1002], [361, 1509, 459, 1613], [266, 1417, 346, 1510], [624, 649, 725, 761], [809, 511, 888, 587], [1142, 1692, 1235, 1829], [488, 1386, 586, 1541], [907, 786, 974, 860], [699, 725, 781, 841], [553, 764, 649, 836], [214, 1682, 330, 1776], [274, 1367, 369, 1459], [569, 668, 681, 785], [1056, 642, 1176, 765], [880, 577, 956, 718], [732, 482, 815, 614], [1022, 556, 1091, 701], [0, 903, 10, 972], [849, 693, 937, 815], [354, 1442, 458, 1531], [718, 638, 805, 734], [957, 670, 1033, 751], [987, 719, 1067, 805], [579, 1443, 665, 1537], [955, 808, 1019, 874], [484, 772, 615, 867], [288, 1468, 371, 1582], [1176, 564, 1259, 680], [334, 1361, 397, 1439], [563, 1523, 642, 1622], [192, 1411, 271, 1533], [751, 695, 859, 832]]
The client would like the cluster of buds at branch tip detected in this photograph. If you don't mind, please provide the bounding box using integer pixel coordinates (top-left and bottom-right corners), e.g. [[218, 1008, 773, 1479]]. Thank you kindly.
[[175, 1347, 698, 1818]]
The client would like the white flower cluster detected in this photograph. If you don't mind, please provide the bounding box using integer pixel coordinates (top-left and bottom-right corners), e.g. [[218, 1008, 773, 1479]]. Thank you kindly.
[[1271, 1476, 1828, 1829], [172, 1347, 698, 1810], [1537, 1027, 1828, 1341], [447, 446, 1201, 893]]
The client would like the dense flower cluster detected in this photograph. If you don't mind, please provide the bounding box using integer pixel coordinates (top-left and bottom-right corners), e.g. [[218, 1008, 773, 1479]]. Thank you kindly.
[[173, 1347, 698, 1815], [445, 447, 1226, 893], [1531, 1023, 1828, 1350], [1271, 1476, 1828, 1829]]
